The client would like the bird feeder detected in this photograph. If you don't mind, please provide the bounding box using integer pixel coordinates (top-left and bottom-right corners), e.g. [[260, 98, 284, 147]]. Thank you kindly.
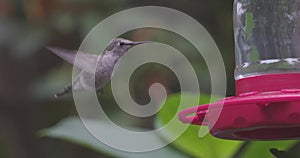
[[178, 0, 300, 140]]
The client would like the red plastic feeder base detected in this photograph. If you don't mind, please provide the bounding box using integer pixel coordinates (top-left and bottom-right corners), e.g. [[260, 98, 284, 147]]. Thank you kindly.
[[178, 73, 300, 140]]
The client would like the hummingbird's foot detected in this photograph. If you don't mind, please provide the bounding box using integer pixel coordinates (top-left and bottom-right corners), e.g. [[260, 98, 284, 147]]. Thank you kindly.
[[54, 84, 72, 98]]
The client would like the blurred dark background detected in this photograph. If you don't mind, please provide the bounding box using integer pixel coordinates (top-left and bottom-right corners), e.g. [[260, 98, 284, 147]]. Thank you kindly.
[[0, 0, 235, 158]]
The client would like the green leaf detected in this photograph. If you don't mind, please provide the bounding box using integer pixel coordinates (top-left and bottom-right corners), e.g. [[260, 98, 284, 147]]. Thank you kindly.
[[39, 117, 189, 158], [156, 93, 242, 158]]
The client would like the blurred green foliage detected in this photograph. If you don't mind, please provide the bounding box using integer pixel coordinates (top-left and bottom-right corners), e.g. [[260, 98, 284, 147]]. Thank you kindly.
[[156, 93, 242, 158], [40, 117, 190, 158], [42, 93, 300, 158]]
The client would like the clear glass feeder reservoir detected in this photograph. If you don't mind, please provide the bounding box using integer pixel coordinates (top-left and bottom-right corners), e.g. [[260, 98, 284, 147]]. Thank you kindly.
[[179, 0, 300, 140], [234, 0, 300, 80]]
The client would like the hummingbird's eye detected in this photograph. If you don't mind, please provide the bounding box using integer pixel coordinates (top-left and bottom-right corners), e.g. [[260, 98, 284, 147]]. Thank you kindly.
[[118, 42, 125, 46]]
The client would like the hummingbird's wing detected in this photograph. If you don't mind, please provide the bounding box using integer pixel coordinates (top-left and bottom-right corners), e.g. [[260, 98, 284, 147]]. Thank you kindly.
[[47, 47, 97, 73]]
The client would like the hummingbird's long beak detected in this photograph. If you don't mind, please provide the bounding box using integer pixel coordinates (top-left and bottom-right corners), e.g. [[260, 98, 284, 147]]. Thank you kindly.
[[127, 41, 152, 45]]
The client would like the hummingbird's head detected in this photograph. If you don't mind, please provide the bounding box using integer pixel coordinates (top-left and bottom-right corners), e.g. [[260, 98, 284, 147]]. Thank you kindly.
[[105, 38, 150, 56]]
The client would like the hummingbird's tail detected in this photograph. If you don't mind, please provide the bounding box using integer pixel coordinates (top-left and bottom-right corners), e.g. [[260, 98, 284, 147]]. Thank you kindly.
[[54, 84, 72, 98]]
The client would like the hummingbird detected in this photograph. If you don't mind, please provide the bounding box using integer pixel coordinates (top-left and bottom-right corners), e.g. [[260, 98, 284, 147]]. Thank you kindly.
[[269, 148, 298, 158], [47, 38, 149, 98]]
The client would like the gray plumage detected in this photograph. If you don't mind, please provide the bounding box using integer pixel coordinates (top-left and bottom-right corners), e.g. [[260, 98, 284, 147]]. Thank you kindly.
[[47, 38, 149, 98]]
